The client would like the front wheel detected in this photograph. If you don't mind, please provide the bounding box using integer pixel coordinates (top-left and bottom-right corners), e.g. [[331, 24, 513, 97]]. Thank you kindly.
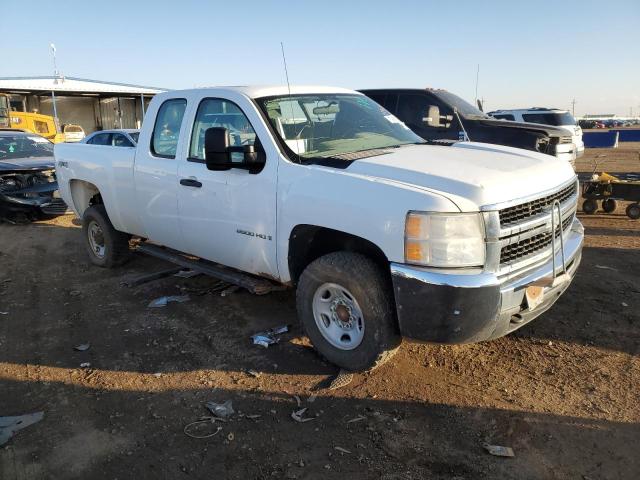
[[582, 199, 597, 214], [296, 252, 400, 371], [82, 205, 131, 267], [626, 203, 640, 220]]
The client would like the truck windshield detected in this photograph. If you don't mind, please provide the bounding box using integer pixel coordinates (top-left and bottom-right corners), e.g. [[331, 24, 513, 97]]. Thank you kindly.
[[431, 91, 488, 119], [257, 94, 424, 160], [0, 134, 54, 160], [522, 112, 576, 126]]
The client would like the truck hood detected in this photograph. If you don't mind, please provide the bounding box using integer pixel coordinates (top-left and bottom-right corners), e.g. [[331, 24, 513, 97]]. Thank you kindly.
[[0, 156, 55, 173], [346, 142, 576, 211], [473, 118, 569, 137]]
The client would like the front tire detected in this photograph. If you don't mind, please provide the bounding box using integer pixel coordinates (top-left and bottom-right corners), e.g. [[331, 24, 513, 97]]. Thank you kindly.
[[82, 205, 130, 267], [296, 252, 400, 371], [602, 198, 617, 213], [582, 199, 597, 214]]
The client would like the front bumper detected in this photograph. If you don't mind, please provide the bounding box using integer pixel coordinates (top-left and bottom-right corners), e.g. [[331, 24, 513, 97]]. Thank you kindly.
[[390, 218, 584, 344], [0, 182, 69, 215]]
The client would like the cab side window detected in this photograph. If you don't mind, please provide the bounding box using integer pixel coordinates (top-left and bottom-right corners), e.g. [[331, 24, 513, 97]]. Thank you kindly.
[[151, 99, 187, 158], [189, 98, 257, 163], [493, 114, 515, 121], [88, 133, 112, 145], [113, 133, 133, 147]]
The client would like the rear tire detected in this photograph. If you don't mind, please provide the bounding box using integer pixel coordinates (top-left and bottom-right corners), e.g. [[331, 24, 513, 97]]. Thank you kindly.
[[296, 252, 400, 372], [82, 205, 130, 267], [582, 199, 597, 214], [626, 203, 640, 220], [602, 198, 617, 213]]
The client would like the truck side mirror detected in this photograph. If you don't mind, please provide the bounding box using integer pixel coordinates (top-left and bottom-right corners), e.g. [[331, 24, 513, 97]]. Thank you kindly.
[[204, 127, 231, 171], [424, 106, 441, 127]]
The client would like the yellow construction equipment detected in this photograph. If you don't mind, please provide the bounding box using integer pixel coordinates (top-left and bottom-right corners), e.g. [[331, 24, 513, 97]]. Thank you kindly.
[[0, 93, 65, 142]]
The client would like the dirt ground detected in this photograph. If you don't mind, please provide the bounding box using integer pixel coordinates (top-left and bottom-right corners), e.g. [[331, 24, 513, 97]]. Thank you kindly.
[[1, 145, 639, 479]]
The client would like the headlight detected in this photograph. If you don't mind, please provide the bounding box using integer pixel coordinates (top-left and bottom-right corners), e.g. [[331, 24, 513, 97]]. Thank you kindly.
[[405, 212, 486, 267]]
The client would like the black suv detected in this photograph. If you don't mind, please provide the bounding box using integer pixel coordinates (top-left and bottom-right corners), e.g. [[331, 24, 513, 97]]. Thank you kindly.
[[360, 88, 576, 166]]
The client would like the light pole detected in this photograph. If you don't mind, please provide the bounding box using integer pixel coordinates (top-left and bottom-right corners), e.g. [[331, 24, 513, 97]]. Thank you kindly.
[[49, 43, 60, 131]]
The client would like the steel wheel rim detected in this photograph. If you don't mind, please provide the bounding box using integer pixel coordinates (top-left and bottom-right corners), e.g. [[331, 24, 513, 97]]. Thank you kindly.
[[312, 282, 365, 351], [87, 220, 106, 258]]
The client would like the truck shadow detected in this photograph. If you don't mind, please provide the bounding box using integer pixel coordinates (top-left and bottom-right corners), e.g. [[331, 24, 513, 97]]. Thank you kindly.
[[0, 375, 638, 480]]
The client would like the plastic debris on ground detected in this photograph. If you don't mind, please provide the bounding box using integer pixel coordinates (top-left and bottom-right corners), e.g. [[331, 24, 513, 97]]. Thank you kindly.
[[250, 324, 290, 348], [594, 264, 617, 271], [328, 369, 353, 390], [246, 369, 261, 378], [0, 311, 8, 315], [73, 343, 90, 351], [206, 400, 234, 419], [79, 362, 91, 368], [483, 444, 515, 457], [0, 412, 44, 446], [147, 294, 190, 308], [291, 407, 314, 423]]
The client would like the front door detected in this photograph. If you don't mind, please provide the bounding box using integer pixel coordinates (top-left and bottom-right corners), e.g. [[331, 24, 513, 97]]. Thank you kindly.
[[176, 96, 278, 279], [133, 97, 187, 249]]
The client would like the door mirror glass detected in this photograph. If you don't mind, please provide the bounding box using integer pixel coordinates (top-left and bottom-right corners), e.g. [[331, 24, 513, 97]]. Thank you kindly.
[[204, 127, 231, 171], [424, 105, 441, 127]]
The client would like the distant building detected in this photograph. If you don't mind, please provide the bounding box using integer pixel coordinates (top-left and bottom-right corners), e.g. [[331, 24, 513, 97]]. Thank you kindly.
[[0, 76, 164, 134], [582, 114, 617, 119]]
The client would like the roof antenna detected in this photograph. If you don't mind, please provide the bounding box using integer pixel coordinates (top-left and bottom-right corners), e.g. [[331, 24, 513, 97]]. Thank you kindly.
[[280, 41, 300, 156]]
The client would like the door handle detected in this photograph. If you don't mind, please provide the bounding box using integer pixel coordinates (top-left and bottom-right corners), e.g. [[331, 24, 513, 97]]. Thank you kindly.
[[180, 178, 202, 188]]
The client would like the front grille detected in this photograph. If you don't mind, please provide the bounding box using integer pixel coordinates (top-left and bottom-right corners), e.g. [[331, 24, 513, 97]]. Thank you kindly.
[[500, 214, 573, 264], [499, 182, 577, 227]]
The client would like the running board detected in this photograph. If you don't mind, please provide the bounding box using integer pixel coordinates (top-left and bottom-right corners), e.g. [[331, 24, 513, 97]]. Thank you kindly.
[[135, 243, 284, 295]]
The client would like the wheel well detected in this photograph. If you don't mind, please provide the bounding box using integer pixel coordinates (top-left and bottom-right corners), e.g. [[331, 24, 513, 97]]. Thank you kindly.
[[69, 180, 102, 217], [288, 225, 390, 285]]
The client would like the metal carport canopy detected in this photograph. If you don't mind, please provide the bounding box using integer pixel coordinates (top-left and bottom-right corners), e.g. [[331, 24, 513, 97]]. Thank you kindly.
[[0, 76, 165, 96]]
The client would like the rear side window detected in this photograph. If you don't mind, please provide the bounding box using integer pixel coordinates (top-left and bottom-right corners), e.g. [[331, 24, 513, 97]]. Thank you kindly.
[[113, 134, 133, 147], [88, 133, 112, 145], [151, 98, 187, 158], [493, 114, 515, 121]]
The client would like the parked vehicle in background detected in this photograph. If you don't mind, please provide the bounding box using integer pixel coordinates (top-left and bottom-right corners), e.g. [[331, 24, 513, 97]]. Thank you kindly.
[[0, 94, 10, 128], [7, 111, 65, 143], [62, 124, 86, 143], [578, 120, 596, 129], [0, 131, 68, 221], [55, 86, 583, 371], [82, 129, 139, 147], [488, 108, 584, 158], [361, 88, 577, 168]]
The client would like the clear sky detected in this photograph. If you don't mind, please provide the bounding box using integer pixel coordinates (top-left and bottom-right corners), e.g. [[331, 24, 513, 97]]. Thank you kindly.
[[3, 0, 639, 116]]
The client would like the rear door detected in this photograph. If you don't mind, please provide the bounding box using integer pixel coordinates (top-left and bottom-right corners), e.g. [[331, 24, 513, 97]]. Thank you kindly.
[[133, 97, 188, 250], [176, 94, 279, 278]]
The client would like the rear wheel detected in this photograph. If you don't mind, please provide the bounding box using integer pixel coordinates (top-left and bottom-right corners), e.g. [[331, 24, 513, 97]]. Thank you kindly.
[[82, 205, 130, 267], [626, 203, 640, 220], [296, 252, 400, 371], [602, 198, 617, 213], [582, 199, 597, 214]]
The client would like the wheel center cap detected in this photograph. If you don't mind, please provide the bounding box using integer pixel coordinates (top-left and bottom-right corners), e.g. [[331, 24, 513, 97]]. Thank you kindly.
[[335, 304, 350, 323]]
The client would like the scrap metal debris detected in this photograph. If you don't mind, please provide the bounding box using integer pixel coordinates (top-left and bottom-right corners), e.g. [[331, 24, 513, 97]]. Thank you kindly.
[[246, 369, 261, 378], [251, 325, 290, 348], [594, 265, 617, 271], [73, 343, 90, 352], [173, 269, 200, 279], [79, 362, 91, 368], [334, 446, 352, 454], [206, 400, 234, 419], [220, 285, 240, 297], [346, 415, 366, 424], [0, 412, 44, 446], [147, 294, 190, 308], [183, 420, 222, 439], [291, 407, 315, 423], [483, 444, 515, 457], [328, 369, 354, 391]]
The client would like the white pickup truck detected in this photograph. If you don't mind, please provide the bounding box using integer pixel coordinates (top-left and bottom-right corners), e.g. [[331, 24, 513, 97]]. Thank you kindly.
[[54, 86, 583, 371]]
